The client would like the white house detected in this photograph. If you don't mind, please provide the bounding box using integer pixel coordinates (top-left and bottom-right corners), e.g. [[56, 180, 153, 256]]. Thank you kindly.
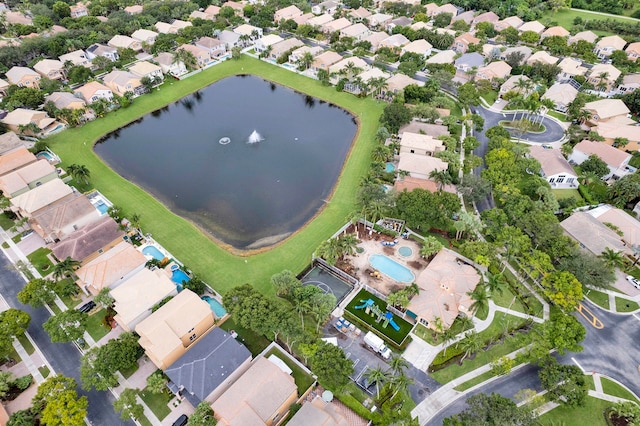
[[569, 140, 632, 180], [528, 146, 578, 189]]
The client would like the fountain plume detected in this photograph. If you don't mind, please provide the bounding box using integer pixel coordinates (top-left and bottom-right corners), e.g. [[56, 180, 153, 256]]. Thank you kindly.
[[247, 130, 263, 144]]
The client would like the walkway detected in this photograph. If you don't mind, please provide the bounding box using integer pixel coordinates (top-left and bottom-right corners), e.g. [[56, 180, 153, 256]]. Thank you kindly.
[[585, 285, 640, 314]]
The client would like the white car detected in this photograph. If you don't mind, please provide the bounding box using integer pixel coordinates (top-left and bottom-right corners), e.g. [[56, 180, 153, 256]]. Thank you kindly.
[[626, 275, 640, 289]]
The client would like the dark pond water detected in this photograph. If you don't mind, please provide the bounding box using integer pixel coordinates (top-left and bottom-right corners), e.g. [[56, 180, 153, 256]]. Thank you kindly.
[[94, 75, 358, 249]]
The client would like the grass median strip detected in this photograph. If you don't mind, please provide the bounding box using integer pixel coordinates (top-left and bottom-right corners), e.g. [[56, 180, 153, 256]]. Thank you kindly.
[[47, 56, 384, 296]]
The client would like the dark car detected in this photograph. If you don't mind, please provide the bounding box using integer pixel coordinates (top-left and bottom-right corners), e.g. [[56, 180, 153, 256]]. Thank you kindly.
[[78, 301, 96, 313], [172, 414, 188, 426]]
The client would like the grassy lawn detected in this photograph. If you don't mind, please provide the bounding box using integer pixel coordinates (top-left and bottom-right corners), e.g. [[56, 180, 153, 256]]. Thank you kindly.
[[585, 374, 595, 391], [219, 317, 270, 357], [585, 289, 610, 310], [85, 309, 110, 342], [540, 9, 639, 34], [0, 213, 14, 230], [38, 366, 50, 378], [547, 110, 568, 122], [120, 362, 139, 379], [601, 377, 640, 403], [430, 312, 531, 384], [414, 316, 473, 345], [46, 56, 384, 297], [26, 247, 54, 277], [491, 285, 526, 314], [345, 289, 413, 346], [552, 189, 583, 202], [17, 334, 35, 355], [453, 370, 496, 391], [139, 418, 152, 426], [615, 297, 639, 313], [139, 389, 172, 421], [263, 346, 315, 395], [538, 396, 609, 426], [479, 88, 498, 104], [474, 303, 489, 321]]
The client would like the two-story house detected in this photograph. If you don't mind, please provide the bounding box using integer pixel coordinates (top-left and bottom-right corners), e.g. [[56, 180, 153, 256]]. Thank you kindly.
[[5, 67, 40, 88], [33, 59, 65, 81]]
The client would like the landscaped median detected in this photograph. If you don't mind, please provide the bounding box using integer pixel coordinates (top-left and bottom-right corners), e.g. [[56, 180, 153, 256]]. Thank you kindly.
[[45, 56, 385, 296]]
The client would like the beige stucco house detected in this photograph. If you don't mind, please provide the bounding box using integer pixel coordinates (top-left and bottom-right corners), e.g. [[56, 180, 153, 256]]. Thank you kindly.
[[212, 356, 298, 425], [74, 241, 147, 295], [51, 216, 125, 263], [33, 59, 65, 80], [0, 159, 57, 198], [136, 289, 215, 370], [112, 267, 178, 331], [0, 148, 37, 177], [406, 249, 482, 330], [10, 178, 73, 218], [5, 67, 40, 88]]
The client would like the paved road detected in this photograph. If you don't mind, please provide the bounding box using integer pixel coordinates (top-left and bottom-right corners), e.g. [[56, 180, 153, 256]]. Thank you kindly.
[[426, 300, 640, 424], [474, 106, 565, 144], [428, 364, 544, 425], [0, 253, 130, 426], [558, 300, 640, 396]]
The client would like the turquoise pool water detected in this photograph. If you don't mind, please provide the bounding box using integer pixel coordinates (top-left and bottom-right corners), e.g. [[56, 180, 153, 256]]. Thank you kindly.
[[369, 254, 415, 283], [142, 245, 164, 260], [202, 296, 227, 317], [171, 269, 190, 285], [94, 200, 109, 215], [398, 246, 412, 257], [36, 151, 54, 161], [385, 162, 395, 173]]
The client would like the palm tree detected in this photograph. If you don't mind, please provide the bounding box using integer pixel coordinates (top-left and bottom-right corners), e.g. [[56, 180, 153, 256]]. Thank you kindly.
[[458, 331, 482, 362], [390, 372, 414, 401], [468, 285, 489, 316], [364, 366, 390, 397], [599, 248, 625, 271], [296, 51, 315, 71], [389, 353, 409, 376], [514, 77, 533, 96], [53, 256, 81, 280], [66, 164, 90, 185], [485, 272, 506, 297], [432, 316, 444, 339], [316, 238, 343, 265], [429, 169, 453, 191], [369, 77, 388, 98], [579, 171, 601, 186], [338, 233, 358, 257], [371, 144, 391, 163], [420, 236, 443, 259], [173, 48, 198, 71], [442, 327, 457, 356], [130, 213, 142, 234]]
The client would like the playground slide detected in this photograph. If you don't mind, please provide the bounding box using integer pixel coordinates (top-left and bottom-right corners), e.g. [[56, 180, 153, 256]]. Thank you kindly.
[[354, 299, 374, 310], [388, 318, 400, 331]]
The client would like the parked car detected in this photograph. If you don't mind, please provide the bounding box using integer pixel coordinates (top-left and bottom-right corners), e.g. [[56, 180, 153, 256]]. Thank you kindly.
[[78, 301, 96, 313], [172, 414, 188, 426], [625, 275, 640, 289]]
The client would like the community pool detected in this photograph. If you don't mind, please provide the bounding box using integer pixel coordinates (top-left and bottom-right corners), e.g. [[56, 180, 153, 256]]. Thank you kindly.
[[369, 254, 415, 283], [385, 162, 395, 173], [202, 296, 227, 317], [171, 269, 190, 285], [142, 245, 165, 261]]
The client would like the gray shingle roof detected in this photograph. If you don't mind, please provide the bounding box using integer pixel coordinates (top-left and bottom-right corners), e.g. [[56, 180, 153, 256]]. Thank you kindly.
[[165, 328, 251, 403]]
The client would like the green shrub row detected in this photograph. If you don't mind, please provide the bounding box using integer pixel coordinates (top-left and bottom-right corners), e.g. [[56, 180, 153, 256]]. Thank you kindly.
[[335, 393, 375, 420]]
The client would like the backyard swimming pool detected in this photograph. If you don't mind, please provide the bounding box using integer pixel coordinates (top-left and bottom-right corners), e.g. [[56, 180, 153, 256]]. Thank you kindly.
[[36, 151, 54, 161], [142, 245, 165, 260], [385, 162, 395, 173], [369, 254, 415, 283], [94, 200, 109, 215], [202, 296, 227, 317], [171, 269, 190, 285]]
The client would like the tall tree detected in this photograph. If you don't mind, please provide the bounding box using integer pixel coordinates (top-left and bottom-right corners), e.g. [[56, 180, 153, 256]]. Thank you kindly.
[[444, 393, 536, 425], [187, 401, 217, 425], [43, 310, 88, 343], [52, 256, 81, 281], [66, 164, 91, 186], [270, 270, 301, 298], [310, 342, 353, 390], [541, 271, 583, 312], [539, 359, 587, 407], [114, 388, 144, 421], [365, 366, 390, 397]]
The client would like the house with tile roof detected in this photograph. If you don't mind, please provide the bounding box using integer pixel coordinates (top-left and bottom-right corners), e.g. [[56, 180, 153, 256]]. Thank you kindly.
[[75, 240, 147, 295], [10, 179, 73, 218], [0, 148, 37, 177], [103, 70, 144, 96], [51, 216, 124, 263], [29, 193, 100, 243], [5, 67, 40, 88], [74, 81, 113, 103], [33, 59, 65, 80], [112, 268, 178, 331], [0, 132, 27, 156], [0, 159, 57, 198], [528, 146, 578, 189], [475, 60, 512, 81], [131, 29, 158, 46], [275, 5, 302, 23], [561, 212, 630, 256], [406, 249, 482, 330], [569, 30, 598, 45], [136, 289, 216, 370], [595, 35, 627, 59], [542, 83, 579, 112], [211, 355, 298, 425], [569, 140, 632, 180], [108, 35, 142, 51], [59, 50, 91, 68], [340, 23, 371, 41], [453, 32, 480, 54]]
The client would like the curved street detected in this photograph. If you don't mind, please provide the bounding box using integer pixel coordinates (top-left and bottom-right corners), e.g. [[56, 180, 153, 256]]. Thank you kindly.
[[425, 300, 640, 424]]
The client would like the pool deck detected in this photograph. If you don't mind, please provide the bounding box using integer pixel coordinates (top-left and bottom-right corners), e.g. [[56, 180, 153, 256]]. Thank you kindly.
[[345, 236, 427, 295]]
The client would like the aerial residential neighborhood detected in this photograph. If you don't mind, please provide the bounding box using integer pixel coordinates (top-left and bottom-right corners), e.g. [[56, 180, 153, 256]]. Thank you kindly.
[[0, 0, 640, 425]]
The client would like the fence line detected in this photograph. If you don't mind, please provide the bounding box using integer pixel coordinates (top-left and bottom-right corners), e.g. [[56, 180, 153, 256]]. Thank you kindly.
[[313, 257, 359, 287]]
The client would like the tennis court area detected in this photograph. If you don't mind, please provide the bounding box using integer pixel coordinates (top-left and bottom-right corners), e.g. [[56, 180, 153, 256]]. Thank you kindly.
[[302, 266, 353, 305]]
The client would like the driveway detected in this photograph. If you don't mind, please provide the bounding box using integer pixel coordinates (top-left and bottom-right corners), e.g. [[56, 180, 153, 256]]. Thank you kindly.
[[323, 322, 441, 404]]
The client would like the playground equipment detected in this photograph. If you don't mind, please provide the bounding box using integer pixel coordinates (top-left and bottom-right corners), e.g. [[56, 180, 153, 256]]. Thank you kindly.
[[354, 299, 401, 330]]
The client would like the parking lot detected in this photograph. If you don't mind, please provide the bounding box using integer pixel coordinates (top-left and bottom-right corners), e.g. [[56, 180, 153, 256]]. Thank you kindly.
[[323, 320, 440, 404]]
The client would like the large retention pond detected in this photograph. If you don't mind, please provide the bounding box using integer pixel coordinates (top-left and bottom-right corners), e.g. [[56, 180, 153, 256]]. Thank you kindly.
[[95, 75, 358, 249]]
